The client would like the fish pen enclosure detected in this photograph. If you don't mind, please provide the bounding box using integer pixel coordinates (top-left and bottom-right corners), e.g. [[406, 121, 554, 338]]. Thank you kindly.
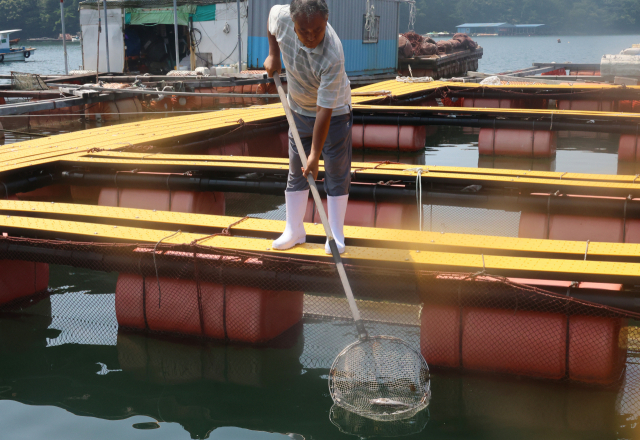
[[1, 235, 639, 392]]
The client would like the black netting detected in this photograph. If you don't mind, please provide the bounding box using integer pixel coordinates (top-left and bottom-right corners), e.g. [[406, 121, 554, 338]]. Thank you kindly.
[[0, 235, 638, 391]]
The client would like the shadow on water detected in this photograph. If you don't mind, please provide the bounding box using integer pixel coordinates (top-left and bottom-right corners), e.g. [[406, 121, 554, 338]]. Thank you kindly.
[[0, 266, 636, 439]]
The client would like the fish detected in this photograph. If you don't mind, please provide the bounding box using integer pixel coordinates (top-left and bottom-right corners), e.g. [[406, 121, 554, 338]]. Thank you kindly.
[[369, 398, 411, 408]]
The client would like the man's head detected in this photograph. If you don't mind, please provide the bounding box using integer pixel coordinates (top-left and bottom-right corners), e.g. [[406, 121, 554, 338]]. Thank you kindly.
[[290, 0, 329, 49]]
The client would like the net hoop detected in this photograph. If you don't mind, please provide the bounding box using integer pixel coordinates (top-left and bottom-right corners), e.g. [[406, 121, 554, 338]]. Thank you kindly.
[[329, 335, 431, 421]]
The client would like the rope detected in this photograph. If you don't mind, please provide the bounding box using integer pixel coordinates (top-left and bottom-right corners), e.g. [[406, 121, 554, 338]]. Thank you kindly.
[[153, 230, 182, 308], [404, 167, 426, 231]]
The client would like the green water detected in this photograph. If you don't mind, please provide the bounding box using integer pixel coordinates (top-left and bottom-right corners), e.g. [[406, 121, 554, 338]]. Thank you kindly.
[[2, 35, 640, 439], [0, 265, 635, 440]]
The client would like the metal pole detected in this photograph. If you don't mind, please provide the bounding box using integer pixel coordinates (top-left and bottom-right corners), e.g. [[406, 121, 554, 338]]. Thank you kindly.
[[236, 0, 242, 72], [103, 0, 110, 73], [60, 0, 68, 75], [173, 0, 180, 70]]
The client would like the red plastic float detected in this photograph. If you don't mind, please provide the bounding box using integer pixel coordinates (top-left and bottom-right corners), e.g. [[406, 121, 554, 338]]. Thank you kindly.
[[518, 212, 640, 243], [557, 100, 613, 111], [98, 188, 225, 215], [352, 125, 428, 151], [463, 98, 522, 109], [304, 198, 418, 230], [0, 260, 49, 305], [478, 128, 556, 158], [420, 304, 626, 384], [618, 134, 640, 161], [115, 274, 303, 343]]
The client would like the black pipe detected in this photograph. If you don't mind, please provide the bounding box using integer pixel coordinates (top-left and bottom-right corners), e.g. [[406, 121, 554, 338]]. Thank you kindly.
[[445, 90, 637, 101], [355, 114, 638, 134], [60, 171, 640, 219], [0, 174, 54, 198]]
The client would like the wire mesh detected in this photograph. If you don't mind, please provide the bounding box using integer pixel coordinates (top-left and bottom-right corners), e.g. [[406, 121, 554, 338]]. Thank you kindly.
[[11, 72, 48, 91], [330, 335, 430, 421], [0, 234, 640, 425]]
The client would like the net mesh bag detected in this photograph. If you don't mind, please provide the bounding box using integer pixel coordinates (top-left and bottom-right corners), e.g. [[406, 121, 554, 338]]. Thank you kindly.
[[330, 335, 430, 421], [11, 71, 48, 91]]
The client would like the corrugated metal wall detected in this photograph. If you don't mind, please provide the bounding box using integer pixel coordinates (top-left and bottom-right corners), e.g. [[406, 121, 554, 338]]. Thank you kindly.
[[247, 0, 400, 75]]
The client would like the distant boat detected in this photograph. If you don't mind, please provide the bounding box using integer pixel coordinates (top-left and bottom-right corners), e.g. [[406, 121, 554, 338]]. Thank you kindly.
[[10, 38, 19, 45], [71, 36, 81, 43], [0, 30, 36, 62]]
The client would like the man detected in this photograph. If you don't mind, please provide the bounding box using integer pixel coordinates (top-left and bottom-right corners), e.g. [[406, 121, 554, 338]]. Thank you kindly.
[[264, 0, 352, 254]]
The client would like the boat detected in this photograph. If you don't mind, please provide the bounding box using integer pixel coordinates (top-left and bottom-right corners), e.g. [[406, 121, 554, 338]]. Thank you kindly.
[[0, 30, 36, 62], [9, 38, 19, 45], [71, 36, 81, 43]]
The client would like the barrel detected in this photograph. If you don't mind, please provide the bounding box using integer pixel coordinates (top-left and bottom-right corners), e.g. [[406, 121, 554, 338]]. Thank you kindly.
[[421, 304, 626, 384], [115, 274, 303, 343], [518, 212, 640, 243], [557, 100, 613, 111], [352, 125, 427, 151], [304, 198, 419, 230], [98, 188, 225, 215], [0, 260, 49, 305], [478, 128, 556, 158]]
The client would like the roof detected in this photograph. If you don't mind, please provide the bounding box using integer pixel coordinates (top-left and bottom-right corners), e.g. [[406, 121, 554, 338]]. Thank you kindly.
[[456, 23, 511, 28], [515, 24, 545, 28], [0, 29, 22, 34]]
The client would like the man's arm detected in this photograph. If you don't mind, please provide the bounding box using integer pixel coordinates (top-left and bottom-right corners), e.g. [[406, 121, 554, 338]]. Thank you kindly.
[[264, 18, 282, 77], [302, 106, 333, 180]]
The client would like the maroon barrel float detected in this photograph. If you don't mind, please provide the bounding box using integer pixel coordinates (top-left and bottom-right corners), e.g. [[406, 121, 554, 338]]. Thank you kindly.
[[0, 260, 49, 305], [115, 274, 303, 343], [352, 125, 428, 151], [98, 188, 225, 215], [518, 212, 640, 243], [421, 304, 626, 384], [478, 128, 556, 158], [304, 198, 419, 230]]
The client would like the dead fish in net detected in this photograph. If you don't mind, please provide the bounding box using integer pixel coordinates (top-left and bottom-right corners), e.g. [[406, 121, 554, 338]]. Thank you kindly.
[[369, 398, 412, 408]]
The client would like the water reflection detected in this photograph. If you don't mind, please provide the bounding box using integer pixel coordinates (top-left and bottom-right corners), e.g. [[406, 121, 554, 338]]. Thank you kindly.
[[0, 296, 637, 439], [329, 404, 429, 438]]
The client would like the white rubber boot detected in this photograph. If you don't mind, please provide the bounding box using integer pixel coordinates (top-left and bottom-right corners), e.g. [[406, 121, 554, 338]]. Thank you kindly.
[[325, 194, 349, 255], [272, 190, 309, 250]]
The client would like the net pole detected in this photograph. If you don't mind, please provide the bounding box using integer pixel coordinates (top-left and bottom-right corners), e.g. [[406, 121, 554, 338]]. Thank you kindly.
[[103, 0, 110, 73], [273, 73, 367, 340], [173, 0, 180, 70], [60, 0, 68, 75], [236, 0, 242, 72]]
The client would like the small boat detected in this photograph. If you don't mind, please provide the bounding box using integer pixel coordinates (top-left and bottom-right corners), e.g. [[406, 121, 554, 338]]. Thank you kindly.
[[0, 29, 36, 62], [71, 36, 81, 43], [9, 38, 19, 45]]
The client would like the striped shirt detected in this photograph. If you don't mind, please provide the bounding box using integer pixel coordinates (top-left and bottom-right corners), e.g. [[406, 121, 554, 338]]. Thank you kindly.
[[268, 4, 351, 117]]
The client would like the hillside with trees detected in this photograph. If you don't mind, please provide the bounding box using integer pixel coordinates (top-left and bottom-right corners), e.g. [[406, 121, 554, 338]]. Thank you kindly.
[[0, 0, 79, 38], [1, 0, 639, 38], [400, 0, 640, 35]]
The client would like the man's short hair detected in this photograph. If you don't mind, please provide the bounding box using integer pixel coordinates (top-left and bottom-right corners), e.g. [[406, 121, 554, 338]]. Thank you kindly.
[[290, 0, 329, 22]]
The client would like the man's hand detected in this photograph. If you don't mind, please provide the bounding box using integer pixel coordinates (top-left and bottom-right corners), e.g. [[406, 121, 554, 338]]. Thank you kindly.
[[301, 106, 332, 180], [265, 28, 281, 78], [303, 152, 320, 180], [264, 54, 282, 78]]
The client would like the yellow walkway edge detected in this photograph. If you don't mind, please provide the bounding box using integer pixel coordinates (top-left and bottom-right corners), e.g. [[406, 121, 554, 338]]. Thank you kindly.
[[1, 213, 640, 284]]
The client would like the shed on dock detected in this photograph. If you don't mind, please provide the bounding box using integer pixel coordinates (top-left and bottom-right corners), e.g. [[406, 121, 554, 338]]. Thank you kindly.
[[248, 0, 409, 76], [79, 0, 409, 77]]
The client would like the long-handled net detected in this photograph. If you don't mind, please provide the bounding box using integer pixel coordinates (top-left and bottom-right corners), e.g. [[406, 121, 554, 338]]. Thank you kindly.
[[330, 336, 431, 421], [273, 74, 431, 421]]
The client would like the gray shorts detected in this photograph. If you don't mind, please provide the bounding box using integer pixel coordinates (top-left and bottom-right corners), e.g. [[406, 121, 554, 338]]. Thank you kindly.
[[286, 111, 353, 197]]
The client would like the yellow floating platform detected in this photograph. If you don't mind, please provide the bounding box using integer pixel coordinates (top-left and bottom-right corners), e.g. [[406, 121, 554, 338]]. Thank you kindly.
[[1, 200, 640, 284]]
